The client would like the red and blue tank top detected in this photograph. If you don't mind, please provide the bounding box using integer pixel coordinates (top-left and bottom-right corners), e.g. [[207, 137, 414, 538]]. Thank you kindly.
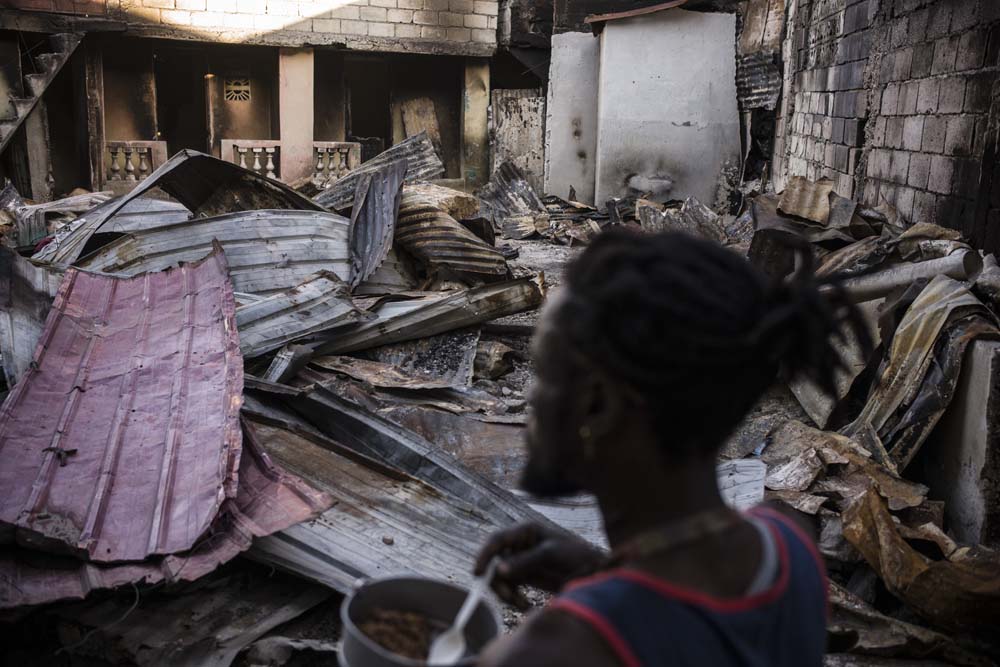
[[548, 507, 828, 667]]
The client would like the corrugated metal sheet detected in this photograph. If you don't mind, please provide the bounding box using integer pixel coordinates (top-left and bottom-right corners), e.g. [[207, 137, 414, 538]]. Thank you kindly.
[[736, 52, 783, 111], [312, 276, 544, 355], [0, 418, 331, 609], [75, 210, 350, 295], [355, 247, 421, 296], [313, 132, 445, 211], [2, 188, 113, 248], [0, 248, 63, 386], [53, 563, 330, 667], [396, 193, 509, 283], [348, 161, 408, 289], [0, 249, 244, 562], [476, 160, 548, 231], [34, 149, 322, 266], [235, 271, 369, 359]]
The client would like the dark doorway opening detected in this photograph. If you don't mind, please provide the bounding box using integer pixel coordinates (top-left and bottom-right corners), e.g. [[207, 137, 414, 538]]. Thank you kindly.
[[344, 56, 391, 159], [154, 47, 208, 156]]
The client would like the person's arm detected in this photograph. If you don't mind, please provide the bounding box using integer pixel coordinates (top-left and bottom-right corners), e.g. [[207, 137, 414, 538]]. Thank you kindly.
[[479, 607, 624, 667], [475, 522, 608, 609]]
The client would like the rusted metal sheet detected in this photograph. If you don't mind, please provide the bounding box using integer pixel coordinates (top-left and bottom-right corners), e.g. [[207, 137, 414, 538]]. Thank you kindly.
[[53, 563, 330, 667], [735, 0, 786, 110], [236, 271, 368, 359], [0, 249, 244, 562], [491, 89, 546, 194], [0, 248, 62, 386], [843, 276, 997, 469], [34, 149, 322, 266], [313, 276, 544, 355], [0, 418, 331, 609], [777, 176, 835, 224], [348, 161, 408, 290], [314, 132, 445, 211], [403, 183, 480, 220], [75, 210, 350, 295], [584, 0, 687, 32], [843, 489, 1000, 635], [396, 192, 509, 284], [476, 160, 547, 226]]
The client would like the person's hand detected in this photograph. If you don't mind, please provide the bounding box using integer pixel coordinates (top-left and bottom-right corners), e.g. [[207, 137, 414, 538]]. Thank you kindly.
[[474, 522, 608, 610]]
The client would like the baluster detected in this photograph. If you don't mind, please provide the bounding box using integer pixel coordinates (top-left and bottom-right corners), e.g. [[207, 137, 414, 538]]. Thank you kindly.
[[337, 148, 348, 178], [251, 148, 263, 175], [237, 147, 249, 170], [124, 147, 136, 181], [265, 147, 276, 179], [314, 147, 324, 182], [137, 148, 150, 180], [109, 145, 121, 182]]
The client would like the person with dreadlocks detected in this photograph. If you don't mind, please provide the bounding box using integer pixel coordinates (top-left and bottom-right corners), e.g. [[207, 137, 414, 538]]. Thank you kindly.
[[474, 228, 869, 667]]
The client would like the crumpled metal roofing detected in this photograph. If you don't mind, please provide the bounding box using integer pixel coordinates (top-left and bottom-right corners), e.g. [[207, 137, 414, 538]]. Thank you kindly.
[[0, 248, 63, 386], [0, 184, 113, 248], [396, 192, 509, 283], [0, 248, 244, 562], [236, 271, 369, 358], [53, 562, 330, 667], [34, 149, 322, 266], [313, 132, 445, 211], [476, 160, 547, 223], [843, 275, 997, 469], [313, 276, 544, 355], [0, 417, 332, 609], [75, 209, 350, 295], [348, 161, 408, 289]]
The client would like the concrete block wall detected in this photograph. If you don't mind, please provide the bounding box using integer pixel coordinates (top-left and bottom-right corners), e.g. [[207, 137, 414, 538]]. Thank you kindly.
[[782, 0, 874, 198], [864, 0, 997, 236], [774, 0, 1000, 246], [4, 0, 499, 54]]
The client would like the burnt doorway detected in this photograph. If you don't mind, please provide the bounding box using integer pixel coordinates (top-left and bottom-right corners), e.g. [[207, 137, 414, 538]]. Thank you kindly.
[[154, 47, 208, 155], [344, 56, 391, 160]]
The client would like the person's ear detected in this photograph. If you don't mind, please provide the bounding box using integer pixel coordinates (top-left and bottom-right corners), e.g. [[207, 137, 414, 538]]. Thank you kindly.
[[578, 373, 627, 443]]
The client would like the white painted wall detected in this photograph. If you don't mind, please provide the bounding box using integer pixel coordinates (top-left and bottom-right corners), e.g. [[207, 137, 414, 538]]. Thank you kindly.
[[544, 32, 601, 203], [594, 9, 741, 206]]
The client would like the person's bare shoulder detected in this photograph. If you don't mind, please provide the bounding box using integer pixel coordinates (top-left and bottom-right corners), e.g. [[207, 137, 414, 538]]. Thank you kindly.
[[479, 606, 623, 667]]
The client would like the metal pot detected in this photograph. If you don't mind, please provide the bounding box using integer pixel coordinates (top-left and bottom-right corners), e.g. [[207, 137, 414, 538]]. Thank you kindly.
[[340, 576, 502, 667]]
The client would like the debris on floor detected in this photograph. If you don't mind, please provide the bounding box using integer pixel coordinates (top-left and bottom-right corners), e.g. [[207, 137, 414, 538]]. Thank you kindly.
[[1, 145, 998, 667]]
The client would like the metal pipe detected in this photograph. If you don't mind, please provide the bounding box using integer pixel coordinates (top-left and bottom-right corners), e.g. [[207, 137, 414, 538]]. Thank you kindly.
[[833, 250, 983, 302]]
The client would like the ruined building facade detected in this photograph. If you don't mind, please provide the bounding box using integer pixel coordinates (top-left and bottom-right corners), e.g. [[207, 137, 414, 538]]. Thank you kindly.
[[0, 0, 550, 203]]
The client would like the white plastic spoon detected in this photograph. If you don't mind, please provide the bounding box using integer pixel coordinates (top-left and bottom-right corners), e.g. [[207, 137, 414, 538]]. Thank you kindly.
[[427, 558, 499, 665]]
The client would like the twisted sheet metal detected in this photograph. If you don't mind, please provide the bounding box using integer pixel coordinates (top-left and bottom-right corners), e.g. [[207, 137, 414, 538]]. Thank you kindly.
[[0, 248, 244, 563], [75, 209, 350, 295], [34, 149, 322, 266], [313, 132, 444, 211], [236, 271, 369, 359], [396, 192, 508, 283], [0, 248, 63, 386], [347, 160, 408, 289], [312, 276, 544, 355]]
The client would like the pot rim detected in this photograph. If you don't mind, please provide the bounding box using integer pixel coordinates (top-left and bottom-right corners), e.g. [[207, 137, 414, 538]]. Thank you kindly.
[[341, 575, 503, 667]]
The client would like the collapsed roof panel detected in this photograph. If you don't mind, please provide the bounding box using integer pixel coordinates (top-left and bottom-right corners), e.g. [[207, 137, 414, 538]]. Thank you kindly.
[[313, 276, 544, 355], [348, 161, 408, 290], [34, 149, 322, 266], [74, 210, 351, 295], [235, 271, 370, 359], [0, 248, 63, 386], [0, 249, 243, 563], [0, 416, 330, 609], [313, 132, 445, 211], [245, 418, 520, 592]]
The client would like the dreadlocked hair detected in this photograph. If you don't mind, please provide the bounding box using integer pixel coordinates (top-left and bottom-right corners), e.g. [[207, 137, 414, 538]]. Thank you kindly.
[[557, 227, 872, 459]]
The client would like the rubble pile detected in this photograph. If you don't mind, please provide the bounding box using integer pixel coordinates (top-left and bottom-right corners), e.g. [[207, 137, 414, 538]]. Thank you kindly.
[[734, 177, 1000, 665], [0, 149, 998, 665]]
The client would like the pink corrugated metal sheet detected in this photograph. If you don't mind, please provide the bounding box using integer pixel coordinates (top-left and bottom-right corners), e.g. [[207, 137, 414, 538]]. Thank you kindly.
[[0, 248, 244, 563], [0, 418, 332, 609]]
